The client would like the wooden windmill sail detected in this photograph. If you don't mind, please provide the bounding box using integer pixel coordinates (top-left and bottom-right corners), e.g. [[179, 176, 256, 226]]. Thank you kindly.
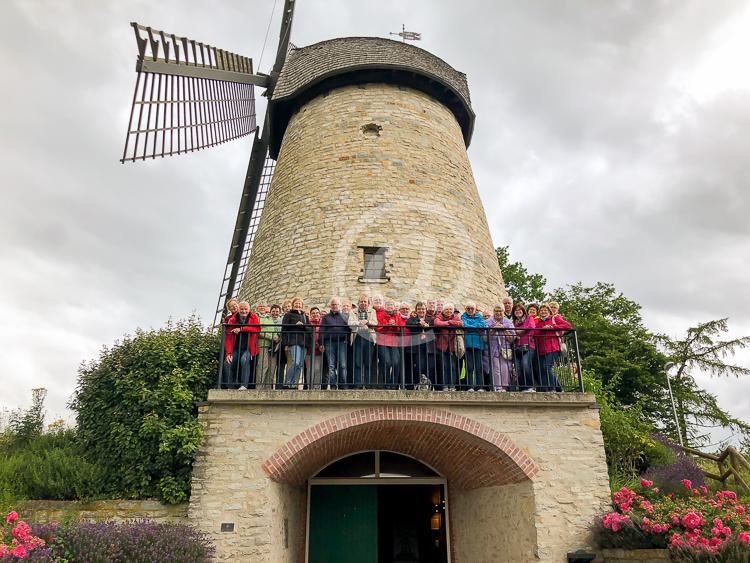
[[119, 0, 296, 327]]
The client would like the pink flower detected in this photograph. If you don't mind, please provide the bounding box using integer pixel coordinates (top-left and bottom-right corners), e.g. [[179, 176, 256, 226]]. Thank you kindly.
[[6, 511, 18, 524], [680, 479, 692, 490], [738, 506, 746, 514], [699, 485, 708, 495], [639, 499, 654, 514], [682, 511, 703, 530], [739, 531, 750, 545], [640, 479, 653, 488], [10, 544, 27, 558], [11, 521, 32, 543]]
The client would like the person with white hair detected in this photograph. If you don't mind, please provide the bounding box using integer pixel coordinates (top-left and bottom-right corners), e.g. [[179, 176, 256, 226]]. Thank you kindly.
[[433, 302, 463, 390], [320, 297, 350, 389], [487, 304, 515, 391], [224, 301, 261, 390], [349, 294, 378, 388]]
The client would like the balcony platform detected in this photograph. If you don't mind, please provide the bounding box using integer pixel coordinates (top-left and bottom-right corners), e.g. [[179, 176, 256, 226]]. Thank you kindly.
[[206, 388, 598, 408]]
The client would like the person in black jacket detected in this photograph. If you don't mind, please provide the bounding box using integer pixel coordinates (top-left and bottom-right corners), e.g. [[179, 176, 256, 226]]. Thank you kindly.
[[406, 302, 435, 389], [281, 297, 311, 389], [320, 297, 350, 389]]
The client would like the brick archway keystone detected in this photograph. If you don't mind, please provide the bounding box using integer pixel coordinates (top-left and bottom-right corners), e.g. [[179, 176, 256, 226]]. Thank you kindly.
[[261, 406, 538, 489]]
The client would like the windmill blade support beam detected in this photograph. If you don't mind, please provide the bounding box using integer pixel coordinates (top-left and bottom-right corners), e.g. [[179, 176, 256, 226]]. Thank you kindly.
[[136, 59, 270, 87]]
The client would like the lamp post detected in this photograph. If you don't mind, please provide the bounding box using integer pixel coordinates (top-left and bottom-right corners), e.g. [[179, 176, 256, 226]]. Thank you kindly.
[[664, 362, 684, 447]]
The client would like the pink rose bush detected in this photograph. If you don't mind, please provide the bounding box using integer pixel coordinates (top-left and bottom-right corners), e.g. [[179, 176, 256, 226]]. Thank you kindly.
[[0, 510, 50, 560], [595, 480, 750, 561]]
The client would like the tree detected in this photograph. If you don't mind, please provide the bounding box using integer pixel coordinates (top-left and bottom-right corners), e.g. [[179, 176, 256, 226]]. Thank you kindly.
[[69, 315, 219, 504], [8, 387, 46, 447], [548, 282, 671, 420], [496, 246, 547, 304], [658, 319, 750, 446]]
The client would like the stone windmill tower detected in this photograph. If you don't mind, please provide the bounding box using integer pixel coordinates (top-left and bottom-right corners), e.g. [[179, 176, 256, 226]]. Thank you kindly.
[[119, 1, 505, 318], [239, 37, 505, 309]]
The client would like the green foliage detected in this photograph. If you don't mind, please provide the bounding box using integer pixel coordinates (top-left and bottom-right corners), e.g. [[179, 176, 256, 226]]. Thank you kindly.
[[69, 315, 219, 504], [549, 282, 670, 414], [0, 427, 105, 502], [584, 371, 674, 480], [495, 246, 547, 304]]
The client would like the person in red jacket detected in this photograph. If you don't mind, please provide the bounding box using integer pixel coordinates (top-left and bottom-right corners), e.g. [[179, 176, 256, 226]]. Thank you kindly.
[[375, 299, 405, 389], [433, 303, 463, 390], [535, 303, 572, 392], [224, 301, 261, 389]]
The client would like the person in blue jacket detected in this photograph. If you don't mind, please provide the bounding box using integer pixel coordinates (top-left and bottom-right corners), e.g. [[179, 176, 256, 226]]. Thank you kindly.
[[461, 302, 488, 391]]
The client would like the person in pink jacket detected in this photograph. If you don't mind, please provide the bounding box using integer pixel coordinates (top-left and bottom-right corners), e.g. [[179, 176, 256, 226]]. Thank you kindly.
[[535, 304, 572, 392], [512, 304, 536, 392], [433, 303, 463, 390]]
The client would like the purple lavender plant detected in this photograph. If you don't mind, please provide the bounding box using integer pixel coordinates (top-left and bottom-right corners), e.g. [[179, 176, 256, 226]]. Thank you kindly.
[[40, 520, 214, 562], [642, 434, 705, 495]]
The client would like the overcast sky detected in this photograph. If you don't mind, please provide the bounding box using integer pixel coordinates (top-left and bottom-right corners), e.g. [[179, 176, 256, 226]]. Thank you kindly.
[[1, 0, 748, 445]]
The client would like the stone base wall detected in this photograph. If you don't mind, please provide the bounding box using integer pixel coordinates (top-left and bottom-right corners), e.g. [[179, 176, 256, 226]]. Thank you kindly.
[[595, 548, 669, 562], [451, 482, 538, 562], [189, 391, 611, 562], [20, 499, 188, 524]]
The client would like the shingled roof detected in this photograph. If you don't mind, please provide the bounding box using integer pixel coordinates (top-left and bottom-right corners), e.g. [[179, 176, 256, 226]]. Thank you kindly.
[[267, 37, 475, 158]]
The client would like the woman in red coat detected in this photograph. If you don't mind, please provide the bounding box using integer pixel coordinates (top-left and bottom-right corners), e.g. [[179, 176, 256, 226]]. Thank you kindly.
[[223, 302, 261, 389], [375, 299, 405, 389]]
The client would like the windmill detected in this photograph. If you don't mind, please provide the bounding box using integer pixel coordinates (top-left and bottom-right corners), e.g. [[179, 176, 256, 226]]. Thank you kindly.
[[120, 1, 297, 327]]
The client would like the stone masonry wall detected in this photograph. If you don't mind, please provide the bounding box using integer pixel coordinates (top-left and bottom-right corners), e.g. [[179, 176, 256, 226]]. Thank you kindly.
[[188, 392, 611, 562], [451, 482, 538, 562], [20, 499, 188, 524], [240, 83, 505, 310]]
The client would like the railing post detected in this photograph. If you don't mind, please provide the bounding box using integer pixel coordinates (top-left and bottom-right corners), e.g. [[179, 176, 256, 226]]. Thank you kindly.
[[400, 326, 406, 389], [573, 329, 584, 392], [216, 323, 225, 389]]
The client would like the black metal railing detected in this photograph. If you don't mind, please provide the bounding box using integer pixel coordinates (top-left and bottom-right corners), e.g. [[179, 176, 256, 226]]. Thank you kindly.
[[217, 322, 584, 393]]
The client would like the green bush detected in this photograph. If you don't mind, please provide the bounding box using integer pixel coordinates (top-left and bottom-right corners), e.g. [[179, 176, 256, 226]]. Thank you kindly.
[[585, 371, 675, 481], [70, 316, 219, 504], [0, 428, 105, 501]]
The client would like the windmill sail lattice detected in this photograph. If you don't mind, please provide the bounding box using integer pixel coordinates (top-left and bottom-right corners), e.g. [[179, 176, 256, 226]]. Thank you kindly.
[[121, 23, 266, 163], [213, 152, 275, 326]]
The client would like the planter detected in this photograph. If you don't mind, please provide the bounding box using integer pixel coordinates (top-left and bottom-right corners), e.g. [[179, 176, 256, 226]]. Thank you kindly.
[[597, 548, 669, 563]]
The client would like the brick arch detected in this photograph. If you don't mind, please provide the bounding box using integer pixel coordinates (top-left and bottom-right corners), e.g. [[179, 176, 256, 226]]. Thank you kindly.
[[261, 406, 538, 489]]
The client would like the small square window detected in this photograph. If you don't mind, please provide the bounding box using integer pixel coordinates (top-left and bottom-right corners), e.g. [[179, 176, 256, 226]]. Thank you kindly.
[[359, 246, 389, 282]]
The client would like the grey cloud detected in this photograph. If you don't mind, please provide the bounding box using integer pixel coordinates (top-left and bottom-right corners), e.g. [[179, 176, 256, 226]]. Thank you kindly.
[[1, 0, 748, 436]]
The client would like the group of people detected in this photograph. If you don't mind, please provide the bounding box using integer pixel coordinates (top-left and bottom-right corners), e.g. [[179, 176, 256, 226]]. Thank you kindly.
[[222, 294, 574, 393]]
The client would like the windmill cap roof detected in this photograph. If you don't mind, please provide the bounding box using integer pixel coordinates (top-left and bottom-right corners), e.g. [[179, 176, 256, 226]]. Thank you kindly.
[[267, 36, 475, 158]]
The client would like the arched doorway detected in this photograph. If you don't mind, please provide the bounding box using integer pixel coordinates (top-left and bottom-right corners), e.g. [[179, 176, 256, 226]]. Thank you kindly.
[[307, 451, 449, 563]]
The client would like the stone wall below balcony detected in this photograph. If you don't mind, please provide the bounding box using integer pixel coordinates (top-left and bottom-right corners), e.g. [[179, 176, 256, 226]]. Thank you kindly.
[[20, 499, 188, 524]]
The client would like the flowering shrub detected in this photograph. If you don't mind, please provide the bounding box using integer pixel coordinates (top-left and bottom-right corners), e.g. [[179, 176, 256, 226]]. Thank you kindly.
[[46, 520, 215, 562], [0, 511, 213, 561], [595, 480, 750, 561], [0, 511, 52, 561]]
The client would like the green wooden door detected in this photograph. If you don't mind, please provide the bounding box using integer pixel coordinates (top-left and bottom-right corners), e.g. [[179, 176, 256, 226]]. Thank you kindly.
[[308, 485, 378, 563]]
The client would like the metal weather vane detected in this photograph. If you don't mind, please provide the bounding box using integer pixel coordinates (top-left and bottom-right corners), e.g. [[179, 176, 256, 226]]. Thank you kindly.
[[389, 24, 421, 43]]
